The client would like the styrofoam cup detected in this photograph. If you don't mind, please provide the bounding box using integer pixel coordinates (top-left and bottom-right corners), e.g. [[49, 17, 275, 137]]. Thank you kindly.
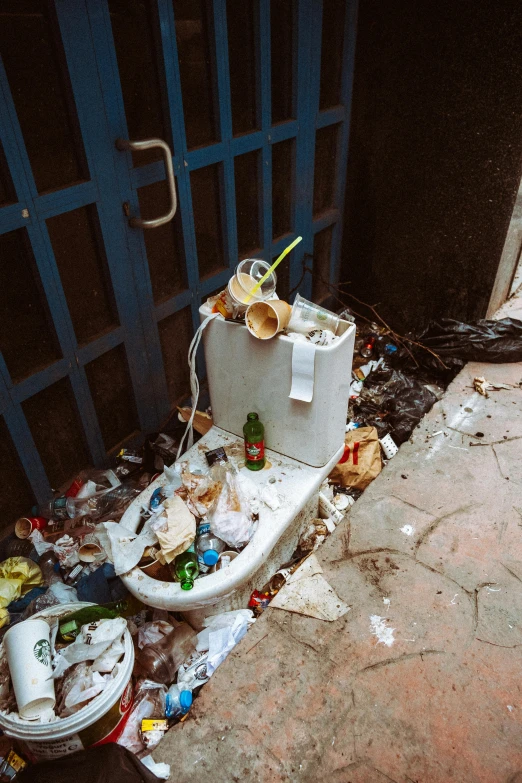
[[4, 619, 55, 720], [245, 300, 292, 339]]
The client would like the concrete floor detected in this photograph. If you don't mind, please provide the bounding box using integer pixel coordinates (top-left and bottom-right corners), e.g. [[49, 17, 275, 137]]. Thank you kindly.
[[156, 294, 522, 783]]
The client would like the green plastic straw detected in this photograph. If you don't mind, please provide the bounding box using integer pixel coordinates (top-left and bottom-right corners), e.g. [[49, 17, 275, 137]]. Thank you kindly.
[[244, 235, 303, 303]]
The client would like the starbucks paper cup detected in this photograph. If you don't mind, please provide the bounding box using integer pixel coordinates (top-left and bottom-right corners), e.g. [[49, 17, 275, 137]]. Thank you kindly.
[[4, 619, 55, 720], [245, 300, 292, 340]]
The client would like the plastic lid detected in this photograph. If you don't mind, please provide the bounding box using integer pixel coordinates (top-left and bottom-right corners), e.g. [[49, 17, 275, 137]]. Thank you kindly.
[[179, 690, 193, 713], [203, 549, 219, 566]]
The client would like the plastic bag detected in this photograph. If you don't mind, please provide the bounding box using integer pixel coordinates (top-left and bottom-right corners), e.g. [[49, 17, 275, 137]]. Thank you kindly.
[[117, 680, 167, 757], [353, 366, 439, 444], [180, 466, 222, 517], [409, 317, 522, 369], [15, 742, 162, 783], [208, 467, 256, 548], [0, 557, 44, 628]]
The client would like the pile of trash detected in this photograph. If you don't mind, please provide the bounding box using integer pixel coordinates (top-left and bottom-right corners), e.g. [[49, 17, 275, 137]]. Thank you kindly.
[[2, 242, 522, 781]]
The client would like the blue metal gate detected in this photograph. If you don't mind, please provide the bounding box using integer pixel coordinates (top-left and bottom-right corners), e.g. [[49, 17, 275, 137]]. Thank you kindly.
[[0, 0, 357, 521]]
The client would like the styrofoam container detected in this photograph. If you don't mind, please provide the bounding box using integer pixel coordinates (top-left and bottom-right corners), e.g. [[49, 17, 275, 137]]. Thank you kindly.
[[0, 603, 134, 761], [199, 304, 355, 467]]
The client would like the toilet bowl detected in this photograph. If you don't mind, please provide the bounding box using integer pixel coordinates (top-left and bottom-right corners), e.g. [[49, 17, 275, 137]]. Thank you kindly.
[[119, 427, 343, 629]]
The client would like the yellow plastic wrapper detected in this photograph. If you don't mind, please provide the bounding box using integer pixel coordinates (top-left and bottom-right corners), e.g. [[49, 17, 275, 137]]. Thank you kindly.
[[0, 557, 44, 627]]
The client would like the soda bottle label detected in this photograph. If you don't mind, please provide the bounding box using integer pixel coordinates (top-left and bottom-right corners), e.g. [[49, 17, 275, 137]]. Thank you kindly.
[[245, 440, 264, 461]]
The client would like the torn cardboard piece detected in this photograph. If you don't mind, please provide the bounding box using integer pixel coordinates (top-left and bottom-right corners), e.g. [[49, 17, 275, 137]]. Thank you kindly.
[[269, 555, 350, 622]]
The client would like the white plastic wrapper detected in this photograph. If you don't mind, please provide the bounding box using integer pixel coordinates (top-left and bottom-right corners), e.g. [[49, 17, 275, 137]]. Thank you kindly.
[[209, 471, 256, 548], [64, 669, 110, 711], [53, 617, 127, 677], [91, 636, 125, 672], [235, 473, 260, 515], [103, 520, 158, 575], [196, 610, 254, 652], [260, 484, 281, 510], [48, 582, 78, 604], [141, 756, 170, 780], [137, 620, 174, 650], [205, 614, 251, 675]]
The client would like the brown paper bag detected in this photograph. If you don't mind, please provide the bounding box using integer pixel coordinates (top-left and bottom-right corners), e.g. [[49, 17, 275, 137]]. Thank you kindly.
[[329, 426, 382, 490]]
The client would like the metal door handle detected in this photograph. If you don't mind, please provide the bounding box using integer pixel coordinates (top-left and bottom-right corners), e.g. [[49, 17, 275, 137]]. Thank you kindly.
[[115, 137, 177, 228]]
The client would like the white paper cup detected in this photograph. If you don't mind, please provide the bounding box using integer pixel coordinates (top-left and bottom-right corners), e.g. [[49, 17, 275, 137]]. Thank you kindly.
[[4, 619, 55, 719], [78, 533, 104, 563]]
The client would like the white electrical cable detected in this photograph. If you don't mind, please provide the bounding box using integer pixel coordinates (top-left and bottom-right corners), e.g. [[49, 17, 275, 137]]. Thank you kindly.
[[176, 312, 220, 460]]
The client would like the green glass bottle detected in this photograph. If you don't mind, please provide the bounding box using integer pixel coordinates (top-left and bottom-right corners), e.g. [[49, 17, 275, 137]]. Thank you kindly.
[[243, 412, 265, 471], [57, 594, 144, 642], [174, 543, 199, 590]]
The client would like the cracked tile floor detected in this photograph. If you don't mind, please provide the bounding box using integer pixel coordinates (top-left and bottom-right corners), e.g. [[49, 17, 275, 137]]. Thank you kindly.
[[156, 291, 522, 782]]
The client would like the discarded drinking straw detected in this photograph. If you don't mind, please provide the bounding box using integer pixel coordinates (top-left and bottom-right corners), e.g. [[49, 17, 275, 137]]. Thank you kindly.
[[244, 235, 303, 303]]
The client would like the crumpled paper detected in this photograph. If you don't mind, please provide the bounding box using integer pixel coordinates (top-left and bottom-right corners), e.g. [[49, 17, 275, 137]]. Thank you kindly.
[[154, 496, 196, 564], [196, 609, 254, 653], [102, 520, 158, 576]]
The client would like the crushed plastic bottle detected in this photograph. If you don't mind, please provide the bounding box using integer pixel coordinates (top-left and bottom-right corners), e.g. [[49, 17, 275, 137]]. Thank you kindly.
[[196, 523, 225, 568]]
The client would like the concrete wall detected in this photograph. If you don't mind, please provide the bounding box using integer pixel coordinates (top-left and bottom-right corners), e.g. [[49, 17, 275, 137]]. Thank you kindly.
[[341, 0, 522, 332]]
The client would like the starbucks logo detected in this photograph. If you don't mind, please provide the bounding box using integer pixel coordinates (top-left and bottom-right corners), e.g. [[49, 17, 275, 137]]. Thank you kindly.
[[33, 639, 51, 667]]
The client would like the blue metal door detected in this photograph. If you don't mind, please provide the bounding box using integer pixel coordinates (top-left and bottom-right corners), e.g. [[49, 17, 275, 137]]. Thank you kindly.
[[0, 0, 356, 522]]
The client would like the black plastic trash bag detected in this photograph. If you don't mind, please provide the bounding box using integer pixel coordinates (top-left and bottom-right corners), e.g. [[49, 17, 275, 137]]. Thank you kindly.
[[17, 743, 162, 783], [353, 366, 439, 444], [412, 317, 522, 369]]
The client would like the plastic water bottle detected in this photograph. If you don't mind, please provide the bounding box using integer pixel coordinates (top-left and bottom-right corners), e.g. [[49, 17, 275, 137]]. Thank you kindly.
[[196, 524, 225, 568], [164, 683, 193, 719]]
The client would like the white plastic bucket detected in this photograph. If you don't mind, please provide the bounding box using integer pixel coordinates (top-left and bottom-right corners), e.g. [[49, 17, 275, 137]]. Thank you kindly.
[[0, 603, 134, 761]]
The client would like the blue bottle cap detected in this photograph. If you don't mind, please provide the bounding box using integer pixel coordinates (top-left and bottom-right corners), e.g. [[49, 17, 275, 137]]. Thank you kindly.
[[179, 690, 193, 714], [203, 549, 219, 566]]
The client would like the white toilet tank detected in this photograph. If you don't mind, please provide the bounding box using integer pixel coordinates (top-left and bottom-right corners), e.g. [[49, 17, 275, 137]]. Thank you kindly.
[[200, 304, 356, 467]]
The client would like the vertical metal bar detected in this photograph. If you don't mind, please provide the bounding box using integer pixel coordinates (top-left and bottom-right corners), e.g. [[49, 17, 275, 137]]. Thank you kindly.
[[329, 0, 359, 288], [293, 0, 317, 300], [156, 0, 205, 383], [3, 404, 51, 504], [55, 0, 158, 435], [259, 0, 272, 259], [86, 0, 173, 422], [0, 54, 108, 471], [211, 0, 238, 270]]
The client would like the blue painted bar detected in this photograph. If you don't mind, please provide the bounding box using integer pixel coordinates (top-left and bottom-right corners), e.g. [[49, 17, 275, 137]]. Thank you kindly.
[[0, 203, 27, 234], [199, 267, 233, 298], [316, 105, 346, 129], [158, 0, 207, 349], [130, 160, 168, 190], [87, 0, 173, 424], [75, 327, 125, 367], [4, 405, 51, 503], [185, 142, 227, 171], [293, 0, 315, 301], [270, 120, 299, 144], [153, 288, 193, 323], [329, 0, 359, 288], [58, 0, 160, 435], [10, 359, 70, 404], [230, 131, 265, 157], [34, 180, 99, 220], [259, 0, 272, 258], [312, 208, 341, 234]]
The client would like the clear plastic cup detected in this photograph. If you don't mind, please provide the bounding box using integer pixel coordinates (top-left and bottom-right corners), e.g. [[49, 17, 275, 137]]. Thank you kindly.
[[226, 259, 277, 314], [287, 293, 341, 336]]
